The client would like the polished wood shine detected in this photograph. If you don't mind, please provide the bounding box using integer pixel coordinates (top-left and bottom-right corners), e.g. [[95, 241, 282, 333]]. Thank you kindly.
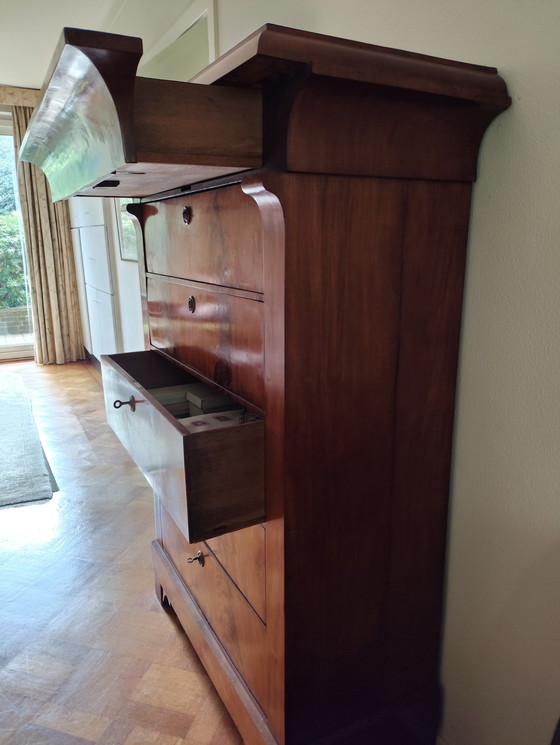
[[265, 173, 405, 742], [284, 75, 503, 181], [0, 360, 242, 745], [382, 181, 473, 702], [144, 187, 264, 294], [205, 526, 266, 622], [22, 24, 511, 745], [195, 24, 510, 108], [195, 24, 510, 181], [20, 29, 262, 201], [146, 276, 265, 410], [20, 25, 510, 203]]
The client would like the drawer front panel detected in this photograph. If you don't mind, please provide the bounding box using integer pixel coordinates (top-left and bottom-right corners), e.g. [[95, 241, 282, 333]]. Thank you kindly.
[[160, 507, 268, 708], [147, 276, 264, 409], [102, 354, 190, 528], [206, 525, 266, 622], [144, 186, 264, 293], [102, 351, 264, 543]]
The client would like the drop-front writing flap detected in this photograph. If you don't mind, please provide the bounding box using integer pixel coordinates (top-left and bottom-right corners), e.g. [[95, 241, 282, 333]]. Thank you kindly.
[[20, 27, 262, 201]]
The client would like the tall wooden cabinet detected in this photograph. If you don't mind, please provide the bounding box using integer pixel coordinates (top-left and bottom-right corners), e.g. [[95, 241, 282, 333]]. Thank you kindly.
[[21, 24, 510, 745]]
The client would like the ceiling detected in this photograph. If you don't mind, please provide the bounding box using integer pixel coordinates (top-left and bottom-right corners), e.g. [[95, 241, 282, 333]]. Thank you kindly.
[[0, 0, 195, 90]]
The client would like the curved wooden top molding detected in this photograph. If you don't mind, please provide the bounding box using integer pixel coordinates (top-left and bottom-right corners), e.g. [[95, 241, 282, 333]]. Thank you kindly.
[[196, 24, 511, 183], [282, 74, 504, 182], [20, 28, 143, 200], [20, 28, 262, 201], [20, 24, 510, 198], [194, 23, 511, 109]]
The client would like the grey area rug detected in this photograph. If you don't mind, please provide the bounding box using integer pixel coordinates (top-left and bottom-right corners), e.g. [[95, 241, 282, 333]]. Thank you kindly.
[[0, 371, 58, 508]]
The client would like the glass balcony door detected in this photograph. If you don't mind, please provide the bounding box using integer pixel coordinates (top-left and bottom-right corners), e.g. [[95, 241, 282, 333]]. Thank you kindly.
[[0, 109, 34, 360]]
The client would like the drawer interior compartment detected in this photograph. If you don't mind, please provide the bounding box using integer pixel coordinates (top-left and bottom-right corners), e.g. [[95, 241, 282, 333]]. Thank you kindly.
[[144, 185, 264, 293], [102, 350, 264, 543]]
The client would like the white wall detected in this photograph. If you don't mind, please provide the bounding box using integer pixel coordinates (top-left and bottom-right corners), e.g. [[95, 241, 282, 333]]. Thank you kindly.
[[103, 200, 145, 353], [68, 196, 144, 357], [104, 0, 193, 57], [212, 2, 560, 745]]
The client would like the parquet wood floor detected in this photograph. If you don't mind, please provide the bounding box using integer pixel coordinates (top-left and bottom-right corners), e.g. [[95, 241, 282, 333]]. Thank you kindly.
[[0, 360, 243, 745]]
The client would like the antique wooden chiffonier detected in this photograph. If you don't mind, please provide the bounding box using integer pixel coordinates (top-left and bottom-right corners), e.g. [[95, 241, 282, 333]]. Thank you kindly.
[[21, 25, 510, 745]]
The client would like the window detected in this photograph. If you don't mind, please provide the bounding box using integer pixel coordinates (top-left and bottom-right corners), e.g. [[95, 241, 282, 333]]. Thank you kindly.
[[0, 106, 33, 359]]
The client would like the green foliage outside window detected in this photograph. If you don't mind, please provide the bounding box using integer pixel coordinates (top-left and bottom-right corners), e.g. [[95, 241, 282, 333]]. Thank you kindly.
[[0, 213, 27, 308], [0, 136, 17, 214], [0, 135, 28, 309]]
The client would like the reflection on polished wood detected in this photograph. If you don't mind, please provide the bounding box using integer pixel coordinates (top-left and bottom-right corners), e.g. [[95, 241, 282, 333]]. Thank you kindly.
[[147, 277, 264, 410], [0, 360, 242, 745], [19, 28, 262, 201]]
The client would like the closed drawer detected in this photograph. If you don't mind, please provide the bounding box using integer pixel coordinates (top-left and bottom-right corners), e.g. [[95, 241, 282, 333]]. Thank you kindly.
[[160, 506, 267, 707], [206, 525, 266, 622], [144, 185, 263, 292], [101, 350, 264, 543], [147, 276, 264, 409]]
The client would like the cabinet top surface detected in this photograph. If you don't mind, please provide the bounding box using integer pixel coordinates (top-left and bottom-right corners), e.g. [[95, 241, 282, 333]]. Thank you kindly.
[[195, 23, 510, 104]]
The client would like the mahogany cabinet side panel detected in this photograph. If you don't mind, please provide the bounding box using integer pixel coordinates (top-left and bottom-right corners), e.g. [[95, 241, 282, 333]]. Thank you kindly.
[[381, 180, 473, 700], [244, 177, 288, 744], [196, 24, 510, 110], [285, 75, 503, 182], [263, 173, 406, 742]]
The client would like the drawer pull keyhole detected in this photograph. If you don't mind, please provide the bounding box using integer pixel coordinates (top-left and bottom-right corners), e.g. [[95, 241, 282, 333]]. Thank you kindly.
[[183, 206, 192, 225], [113, 396, 136, 412], [187, 550, 205, 567], [187, 296, 196, 313]]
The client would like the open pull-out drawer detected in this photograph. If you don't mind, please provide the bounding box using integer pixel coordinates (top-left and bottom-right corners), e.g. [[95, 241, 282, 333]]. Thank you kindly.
[[101, 350, 264, 543]]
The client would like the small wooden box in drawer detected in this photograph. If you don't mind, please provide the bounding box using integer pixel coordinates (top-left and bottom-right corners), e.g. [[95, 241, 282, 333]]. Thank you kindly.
[[144, 185, 264, 293], [101, 350, 264, 543]]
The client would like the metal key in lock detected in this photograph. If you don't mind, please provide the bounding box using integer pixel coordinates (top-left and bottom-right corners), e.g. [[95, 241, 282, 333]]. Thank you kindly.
[[187, 550, 205, 567]]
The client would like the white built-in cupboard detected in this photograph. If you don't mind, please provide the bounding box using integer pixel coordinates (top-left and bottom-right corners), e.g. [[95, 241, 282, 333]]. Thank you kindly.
[[68, 197, 144, 359]]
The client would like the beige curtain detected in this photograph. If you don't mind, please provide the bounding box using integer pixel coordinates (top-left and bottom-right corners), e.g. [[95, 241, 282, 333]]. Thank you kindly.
[[12, 106, 84, 364]]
